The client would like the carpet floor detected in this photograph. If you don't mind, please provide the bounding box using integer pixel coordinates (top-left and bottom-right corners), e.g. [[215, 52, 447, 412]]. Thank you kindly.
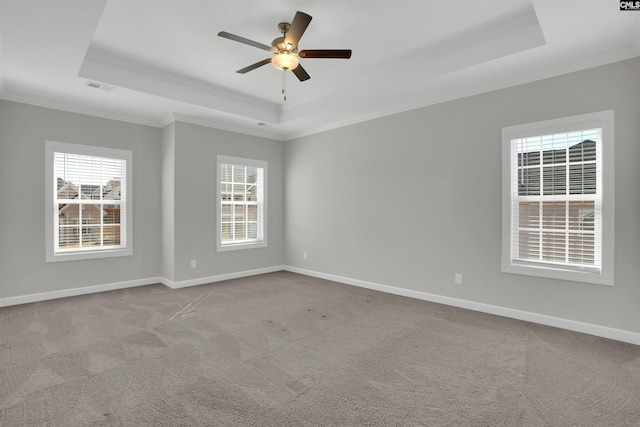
[[1, 271, 639, 426]]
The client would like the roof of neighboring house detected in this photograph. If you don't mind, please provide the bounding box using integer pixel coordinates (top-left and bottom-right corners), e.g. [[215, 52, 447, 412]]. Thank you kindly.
[[56, 179, 121, 219], [57, 179, 121, 201], [517, 139, 597, 195], [518, 140, 596, 166], [58, 194, 106, 217]]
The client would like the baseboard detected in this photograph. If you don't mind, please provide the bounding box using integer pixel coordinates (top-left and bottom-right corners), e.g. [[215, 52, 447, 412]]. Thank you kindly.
[[0, 266, 287, 306], [4, 265, 638, 346], [160, 265, 286, 289], [284, 266, 640, 346], [0, 277, 163, 307]]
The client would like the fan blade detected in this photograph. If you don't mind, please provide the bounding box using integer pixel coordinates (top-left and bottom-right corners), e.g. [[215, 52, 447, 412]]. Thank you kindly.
[[292, 64, 310, 82], [284, 11, 312, 48], [218, 31, 271, 51], [237, 58, 272, 74], [299, 50, 352, 59]]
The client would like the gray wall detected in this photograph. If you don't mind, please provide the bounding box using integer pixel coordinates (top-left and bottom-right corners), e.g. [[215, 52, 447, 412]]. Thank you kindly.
[[0, 101, 7, 294], [285, 57, 640, 333], [161, 122, 176, 281], [168, 121, 285, 282], [0, 103, 286, 298], [0, 100, 162, 298]]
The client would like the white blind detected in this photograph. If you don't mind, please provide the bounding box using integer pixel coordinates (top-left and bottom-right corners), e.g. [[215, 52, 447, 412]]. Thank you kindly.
[[220, 162, 264, 244], [54, 152, 127, 252], [510, 128, 602, 273]]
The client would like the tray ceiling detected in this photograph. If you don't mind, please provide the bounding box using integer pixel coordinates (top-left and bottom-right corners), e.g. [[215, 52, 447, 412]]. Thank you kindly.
[[1, 1, 639, 140]]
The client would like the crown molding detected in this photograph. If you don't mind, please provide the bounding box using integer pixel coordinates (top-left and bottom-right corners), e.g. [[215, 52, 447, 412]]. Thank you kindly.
[[0, 92, 164, 128], [79, 46, 280, 124], [170, 113, 286, 141]]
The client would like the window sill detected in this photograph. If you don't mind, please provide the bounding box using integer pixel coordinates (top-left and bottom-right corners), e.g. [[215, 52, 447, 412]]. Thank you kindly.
[[46, 247, 132, 263], [217, 241, 267, 252], [502, 262, 613, 286]]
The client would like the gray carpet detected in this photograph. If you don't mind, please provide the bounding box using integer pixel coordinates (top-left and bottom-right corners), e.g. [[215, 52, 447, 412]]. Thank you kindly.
[[1, 272, 639, 426]]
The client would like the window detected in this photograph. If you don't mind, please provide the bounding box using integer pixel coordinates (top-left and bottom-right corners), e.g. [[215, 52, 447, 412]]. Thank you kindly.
[[501, 111, 614, 285], [45, 141, 132, 262], [217, 155, 267, 251]]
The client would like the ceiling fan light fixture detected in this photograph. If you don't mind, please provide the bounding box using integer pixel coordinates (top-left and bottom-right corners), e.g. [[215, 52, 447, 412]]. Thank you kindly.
[[219, 11, 351, 99], [272, 52, 299, 71]]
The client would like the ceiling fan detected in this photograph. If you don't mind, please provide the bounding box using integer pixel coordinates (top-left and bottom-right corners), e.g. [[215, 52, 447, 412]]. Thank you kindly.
[[218, 11, 352, 100]]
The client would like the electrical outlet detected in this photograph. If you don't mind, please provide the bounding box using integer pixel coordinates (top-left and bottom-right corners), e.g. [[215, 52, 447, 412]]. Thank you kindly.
[[455, 273, 463, 284], [191, 260, 197, 268], [303, 252, 308, 260]]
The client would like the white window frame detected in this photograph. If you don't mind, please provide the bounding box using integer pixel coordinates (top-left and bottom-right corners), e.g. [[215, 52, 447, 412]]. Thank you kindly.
[[501, 111, 614, 286], [216, 155, 267, 252], [45, 141, 133, 262]]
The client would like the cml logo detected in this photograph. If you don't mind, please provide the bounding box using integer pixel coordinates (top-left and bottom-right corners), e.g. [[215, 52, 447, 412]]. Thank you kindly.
[[620, 1, 640, 10]]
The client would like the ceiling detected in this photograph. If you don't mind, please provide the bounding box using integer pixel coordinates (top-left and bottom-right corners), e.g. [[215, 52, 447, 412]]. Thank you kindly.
[[1, 1, 639, 141]]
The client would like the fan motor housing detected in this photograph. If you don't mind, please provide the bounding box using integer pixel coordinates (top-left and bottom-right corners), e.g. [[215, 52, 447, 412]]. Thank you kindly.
[[271, 36, 285, 49], [271, 36, 297, 53]]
